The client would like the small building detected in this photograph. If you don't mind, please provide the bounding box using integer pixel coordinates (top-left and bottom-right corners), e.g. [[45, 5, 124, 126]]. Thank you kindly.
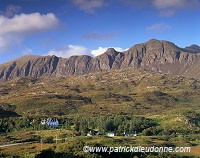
[[87, 131, 92, 137], [41, 118, 59, 127], [41, 119, 46, 125], [124, 131, 137, 137], [93, 130, 100, 136], [107, 132, 115, 137], [87, 130, 100, 136]]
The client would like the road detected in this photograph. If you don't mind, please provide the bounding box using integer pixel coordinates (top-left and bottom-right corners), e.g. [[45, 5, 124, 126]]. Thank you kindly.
[[0, 141, 38, 147]]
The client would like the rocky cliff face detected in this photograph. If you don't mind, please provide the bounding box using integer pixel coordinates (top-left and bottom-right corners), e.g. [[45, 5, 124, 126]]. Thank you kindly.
[[0, 39, 200, 81]]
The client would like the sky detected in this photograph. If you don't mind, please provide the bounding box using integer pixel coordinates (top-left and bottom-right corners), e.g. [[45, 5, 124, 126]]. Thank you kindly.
[[0, 0, 200, 64]]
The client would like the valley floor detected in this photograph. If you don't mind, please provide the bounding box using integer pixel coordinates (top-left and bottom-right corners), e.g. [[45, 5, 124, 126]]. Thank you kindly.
[[0, 129, 200, 158]]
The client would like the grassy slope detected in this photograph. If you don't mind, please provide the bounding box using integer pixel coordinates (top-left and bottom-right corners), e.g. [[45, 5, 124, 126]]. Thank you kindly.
[[0, 68, 200, 132], [0, 68, 200, 157], [0, 67, 199, 117]]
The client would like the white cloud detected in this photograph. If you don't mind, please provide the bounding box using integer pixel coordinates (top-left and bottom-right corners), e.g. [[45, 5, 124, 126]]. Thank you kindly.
[[91, 47, 125, 56], [152, 0, 200, 16], [47, 45, 91, 58], [0, 13, 60, 51], [147, 23, 171, 31], [0, 13, 60, 35], [73, 0, 106, 13], [47, 45, 126, 58], [22, 48, 33, 55]]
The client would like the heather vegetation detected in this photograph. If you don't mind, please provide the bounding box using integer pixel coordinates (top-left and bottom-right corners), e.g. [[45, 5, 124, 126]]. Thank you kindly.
[[0, 68, 199, 157]]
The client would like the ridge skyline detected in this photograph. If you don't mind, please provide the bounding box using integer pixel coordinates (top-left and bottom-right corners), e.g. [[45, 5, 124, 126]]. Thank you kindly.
[[1, 39, 200, 82], [1, 39, 200, 65]]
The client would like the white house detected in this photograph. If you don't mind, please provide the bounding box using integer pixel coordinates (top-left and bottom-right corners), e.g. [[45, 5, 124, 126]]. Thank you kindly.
[[87, 132, 92, 137], [41, 118, 59, 127], [41, 119, 46, 125], [87, 130, 100, 136], [124, 131, 137, 137], [107, 132, 114, 137]]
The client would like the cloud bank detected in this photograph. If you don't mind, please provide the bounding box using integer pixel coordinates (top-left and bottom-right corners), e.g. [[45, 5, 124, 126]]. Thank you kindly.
[[91, 47, 125, 56], [0, 13, 60, 51], [47, 45, 91, 58], [47, 45, 126, 58]]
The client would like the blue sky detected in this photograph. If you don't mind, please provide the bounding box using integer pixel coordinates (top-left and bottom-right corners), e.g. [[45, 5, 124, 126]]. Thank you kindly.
[[0, 0, 200, 64]]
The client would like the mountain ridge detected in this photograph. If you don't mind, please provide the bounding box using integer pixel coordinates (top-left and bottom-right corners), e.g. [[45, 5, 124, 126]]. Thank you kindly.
[[1, 39, 200, 81]]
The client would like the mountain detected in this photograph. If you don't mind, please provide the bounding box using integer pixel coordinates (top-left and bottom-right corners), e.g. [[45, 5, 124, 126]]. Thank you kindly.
[[0, 39, 200, 81], [184, 44, 200, 53]]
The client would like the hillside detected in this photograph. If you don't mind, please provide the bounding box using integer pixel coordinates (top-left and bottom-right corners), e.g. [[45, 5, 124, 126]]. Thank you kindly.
[[0, 60, 200, 158], [0, 67, 199, 117], [0, 39, 200, 81]]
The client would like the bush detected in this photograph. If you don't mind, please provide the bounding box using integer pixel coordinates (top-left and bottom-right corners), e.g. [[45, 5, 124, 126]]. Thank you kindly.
[[43, 136, 54, 144]]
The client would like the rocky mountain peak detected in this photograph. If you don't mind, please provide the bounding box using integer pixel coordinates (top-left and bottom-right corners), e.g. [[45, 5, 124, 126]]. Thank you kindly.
[[185, 44, 200, 53], [146, 38, 161, 43], [1, 39, 200, 81], [106, 48, 116, 52], [104, 48, 119, 56]]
